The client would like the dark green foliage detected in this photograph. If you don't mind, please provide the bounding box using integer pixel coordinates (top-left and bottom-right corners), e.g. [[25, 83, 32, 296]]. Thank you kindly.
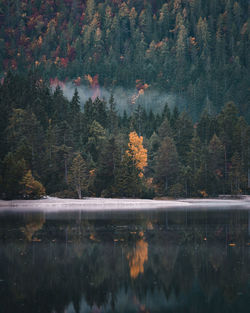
[[158, 118, 173, 139], [0, 0, 249, 121], [94, 137, 120, 197], [174, 112, 194, 163], [154, 136, 179, 195], [114, 152, 142, 198], [197, 110, 217, 145], [83, 98, 108, 130], [1, 153, 27, 199], [0, 73, 250, 198], [229, 152, 246, 194], [51, 87, 70, 124], [107, 94, 118, 134], [207, 134, 224, 195], [87, 120, 106, 163], [68, 153, 88, 199], [70, 89, 82, 148]]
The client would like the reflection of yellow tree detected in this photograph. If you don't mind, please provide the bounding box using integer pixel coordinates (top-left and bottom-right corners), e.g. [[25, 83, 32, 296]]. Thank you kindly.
[[21, 215, 45, 241], [127, 238, 148, 279]]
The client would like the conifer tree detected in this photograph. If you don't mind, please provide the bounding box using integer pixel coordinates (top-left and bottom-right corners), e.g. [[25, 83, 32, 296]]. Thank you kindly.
[[68, 153, 88, 199], [70, 88, 82, 148], [108, 94, 118, 134], [87, 120, 106, 162], [70, 88, 80, 119], [154, 136, 179, 195], [1, 153, 27, 199], [94, 137, 120, 197], [115, 152, 141, 198], [208, 134, 224, 194]]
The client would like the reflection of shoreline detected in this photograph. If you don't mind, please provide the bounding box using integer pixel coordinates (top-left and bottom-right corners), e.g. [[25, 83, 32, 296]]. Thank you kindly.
[[0, 197, 250, 212]]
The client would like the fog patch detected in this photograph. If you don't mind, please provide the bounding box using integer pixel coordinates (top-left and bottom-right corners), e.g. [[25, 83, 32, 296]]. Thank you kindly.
[[55, 82, 187, 114]]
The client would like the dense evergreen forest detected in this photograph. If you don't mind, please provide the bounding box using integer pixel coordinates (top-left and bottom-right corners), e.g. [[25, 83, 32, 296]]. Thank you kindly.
[[0, 73, 249, 199], [1, 0, 250, 120], [0, 1, 249, 199]]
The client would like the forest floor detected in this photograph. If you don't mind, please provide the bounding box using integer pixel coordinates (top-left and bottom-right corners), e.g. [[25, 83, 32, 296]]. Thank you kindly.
[[0, 196, 249, 212]]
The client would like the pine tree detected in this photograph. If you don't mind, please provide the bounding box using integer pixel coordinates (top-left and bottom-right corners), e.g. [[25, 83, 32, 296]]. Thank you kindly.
[[107, 94, 118, 134], [86, 0, 95, 24], [154, 136, 179, 195], [158, 118, 173, 139], [208, 134, 224, 194], [68, 153, 88, 199], [115, 152, 141, 198], [6, 108, 44, 174], [70, 88, 82, 148], [70, 88, 80, 119], [229, 152, 245, 194], [174, 112, 194, 163], [87, 120, 106, 162], [1, 152, 27, 199], [94, 137, 120, 197]]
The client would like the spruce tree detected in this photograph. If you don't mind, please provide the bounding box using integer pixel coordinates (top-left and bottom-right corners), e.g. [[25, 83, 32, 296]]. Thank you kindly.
[[68, 153, 88, 199]]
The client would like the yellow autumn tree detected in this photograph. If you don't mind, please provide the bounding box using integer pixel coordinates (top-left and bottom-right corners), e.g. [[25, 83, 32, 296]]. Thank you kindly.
[[126, 131, 147, 177], [20, 170, 46, 199]]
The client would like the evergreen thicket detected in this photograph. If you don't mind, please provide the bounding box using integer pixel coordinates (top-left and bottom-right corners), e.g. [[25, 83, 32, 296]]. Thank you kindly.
[[0, 73, 249, 199], [1, 0, 249, 121]]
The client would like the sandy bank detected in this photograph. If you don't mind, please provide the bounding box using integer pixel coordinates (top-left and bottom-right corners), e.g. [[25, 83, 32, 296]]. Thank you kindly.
[[0, 196, 249, 212]]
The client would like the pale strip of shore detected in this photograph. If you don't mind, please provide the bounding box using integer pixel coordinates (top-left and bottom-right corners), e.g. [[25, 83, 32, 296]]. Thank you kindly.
[[0, 196, 249, 212]]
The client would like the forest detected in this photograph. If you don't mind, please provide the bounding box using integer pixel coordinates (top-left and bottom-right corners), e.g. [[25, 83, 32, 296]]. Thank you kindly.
[[0, 72, 249, 199], [1, 0, 249, 120], [0, 0, 249, 199]]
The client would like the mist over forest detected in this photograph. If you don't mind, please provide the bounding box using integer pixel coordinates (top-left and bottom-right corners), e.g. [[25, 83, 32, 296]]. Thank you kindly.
[[1, 0, 249, 119], [58, 82, 182, 114]]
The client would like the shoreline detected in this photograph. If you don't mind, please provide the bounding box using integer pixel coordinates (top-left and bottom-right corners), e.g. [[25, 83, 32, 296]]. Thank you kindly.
[[0, 196, 249, 212]]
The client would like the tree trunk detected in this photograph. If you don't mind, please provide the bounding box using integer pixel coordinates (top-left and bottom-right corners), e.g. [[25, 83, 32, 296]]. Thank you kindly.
[[64, 157, 68, 184], [77, 187, 81, 199]]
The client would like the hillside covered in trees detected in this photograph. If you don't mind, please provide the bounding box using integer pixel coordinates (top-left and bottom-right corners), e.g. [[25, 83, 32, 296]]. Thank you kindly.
[[1, 0, 250, 120], [0, 73, 249, 199]]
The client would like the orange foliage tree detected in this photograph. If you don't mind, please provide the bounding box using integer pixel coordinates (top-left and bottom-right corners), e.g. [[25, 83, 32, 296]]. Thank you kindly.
[[126, 131, 147, 177]]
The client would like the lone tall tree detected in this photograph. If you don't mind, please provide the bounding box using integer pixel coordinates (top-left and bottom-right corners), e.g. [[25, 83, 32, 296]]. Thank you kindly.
[[126, 131, 147, 177], [68, 153, 88, 199]]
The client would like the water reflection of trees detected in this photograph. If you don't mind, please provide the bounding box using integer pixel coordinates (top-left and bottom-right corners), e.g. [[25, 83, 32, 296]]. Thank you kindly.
[[20, 213, 45, 241], [0, 210, 249, 313]]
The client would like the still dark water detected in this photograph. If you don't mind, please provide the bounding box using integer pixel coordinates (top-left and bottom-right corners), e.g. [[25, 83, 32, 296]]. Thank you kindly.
[[0, 208, 250, 313]]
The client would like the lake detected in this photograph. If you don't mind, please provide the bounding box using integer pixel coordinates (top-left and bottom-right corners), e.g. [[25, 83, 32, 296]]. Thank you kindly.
[[0, 206, 250, 313]]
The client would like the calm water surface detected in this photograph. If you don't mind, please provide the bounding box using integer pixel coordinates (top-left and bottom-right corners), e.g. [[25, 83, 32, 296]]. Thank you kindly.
[[0, 207, 250, 313]]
